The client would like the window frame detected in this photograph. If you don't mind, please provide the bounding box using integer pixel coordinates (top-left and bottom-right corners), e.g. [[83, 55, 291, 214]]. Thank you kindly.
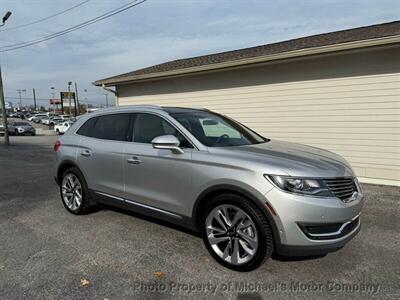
[[75, 111, 197, 149], [130, 112, 197, 150]]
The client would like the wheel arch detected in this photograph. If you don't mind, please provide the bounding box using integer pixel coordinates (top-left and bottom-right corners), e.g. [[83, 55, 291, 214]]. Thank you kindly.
[[56, 159, 81, 185], [192, 184, 281, 245]]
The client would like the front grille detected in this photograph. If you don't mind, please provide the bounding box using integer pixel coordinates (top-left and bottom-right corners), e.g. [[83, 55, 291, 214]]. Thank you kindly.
[[324, 177, 357, 202]]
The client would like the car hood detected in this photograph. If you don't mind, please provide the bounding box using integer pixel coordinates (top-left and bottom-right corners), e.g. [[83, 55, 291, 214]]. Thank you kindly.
[[17, 125, 34, 129], [213, 139, 354, 178]]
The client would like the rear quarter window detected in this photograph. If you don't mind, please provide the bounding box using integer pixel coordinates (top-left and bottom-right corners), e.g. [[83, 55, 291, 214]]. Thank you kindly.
[[76, 117, 98, 137], [92, 113, 131, 141], [76, 113, 131, 142]]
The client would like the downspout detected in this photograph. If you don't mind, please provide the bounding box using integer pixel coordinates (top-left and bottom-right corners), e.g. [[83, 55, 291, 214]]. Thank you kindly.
[[101, 84, 119, 106]]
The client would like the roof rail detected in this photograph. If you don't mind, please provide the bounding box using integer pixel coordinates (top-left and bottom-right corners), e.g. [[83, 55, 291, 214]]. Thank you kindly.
[[123, 104, 161, 108]]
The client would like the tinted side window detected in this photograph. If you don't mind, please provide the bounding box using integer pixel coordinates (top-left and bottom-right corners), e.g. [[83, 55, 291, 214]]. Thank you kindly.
[[133, 113, 193, 148], [76, 117, 98, 137], [92, 113, 131, 141]]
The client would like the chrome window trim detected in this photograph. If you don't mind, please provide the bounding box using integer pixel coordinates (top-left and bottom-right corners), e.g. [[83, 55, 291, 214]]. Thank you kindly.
[[73, 110, 199, 151]]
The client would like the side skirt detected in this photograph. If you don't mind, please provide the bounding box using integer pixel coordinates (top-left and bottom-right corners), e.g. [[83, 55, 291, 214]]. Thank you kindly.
[[89, 189, 198, 232]]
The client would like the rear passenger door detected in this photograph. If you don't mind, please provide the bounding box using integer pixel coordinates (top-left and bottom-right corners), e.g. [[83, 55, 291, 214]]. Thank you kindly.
[[123, 113, 193, 216], [76, 113, 131, 198]]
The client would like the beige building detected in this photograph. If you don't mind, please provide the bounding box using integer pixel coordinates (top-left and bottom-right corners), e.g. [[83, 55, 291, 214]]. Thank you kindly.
[[95, 21, 400, 186]]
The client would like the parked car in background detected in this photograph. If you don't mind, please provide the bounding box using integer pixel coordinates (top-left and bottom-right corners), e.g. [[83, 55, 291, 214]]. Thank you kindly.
[[49, 117, 63, 126], [30, 114, 47, 122], [8, 121, 36, 136], [27, 115, 36, 121], [22, 112, 32, 119], [28, 113, 46, 121], [54, 120, 75, 135], [54, 106, 363, 271], [41, 117, 52, 125], [0, 122, 6, 135], [59, 114, 72, 120], [8, 112, 23, 119], [35, 116, 48, 123]]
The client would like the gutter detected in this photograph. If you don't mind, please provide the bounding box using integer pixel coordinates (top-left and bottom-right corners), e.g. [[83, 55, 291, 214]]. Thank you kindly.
[[94, 35, 400, 87]]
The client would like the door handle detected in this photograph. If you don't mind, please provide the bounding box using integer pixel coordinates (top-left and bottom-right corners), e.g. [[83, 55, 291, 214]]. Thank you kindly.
[[80, 150, 91, 157], [127, 156, 141, 164]]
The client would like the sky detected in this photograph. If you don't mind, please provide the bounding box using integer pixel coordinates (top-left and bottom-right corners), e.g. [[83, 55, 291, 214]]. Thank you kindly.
[[0, 0, 399, 108]]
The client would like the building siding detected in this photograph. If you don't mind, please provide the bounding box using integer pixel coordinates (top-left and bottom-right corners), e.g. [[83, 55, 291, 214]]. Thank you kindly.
[[116, 46, 400, 184]]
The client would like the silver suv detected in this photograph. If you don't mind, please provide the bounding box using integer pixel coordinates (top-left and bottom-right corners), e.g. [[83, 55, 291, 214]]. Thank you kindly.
[[54, 105, 363, 271]]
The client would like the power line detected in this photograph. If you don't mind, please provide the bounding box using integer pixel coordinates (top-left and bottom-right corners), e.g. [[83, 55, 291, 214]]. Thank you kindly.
[[0, 0, 143, 49], [5, 96, 108, 105], [4, 87, 110, 96], [0, 0, 147, 52], [0, 0, 91, 32]]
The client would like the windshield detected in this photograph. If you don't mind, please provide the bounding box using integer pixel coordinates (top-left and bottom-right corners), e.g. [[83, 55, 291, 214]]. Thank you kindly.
[[170, 110, 268, 147]]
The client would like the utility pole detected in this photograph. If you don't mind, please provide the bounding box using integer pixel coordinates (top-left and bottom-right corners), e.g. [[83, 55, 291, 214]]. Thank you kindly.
[[0, 11, 12, 146], [17, 89, 26, 109], [51, 87, 56, 114], [0, 66, 9, 145], [67, 81, 72, 116], [83, 89, 88, 113], [74, 82, 80, 116], [32, 88, 37, 111]]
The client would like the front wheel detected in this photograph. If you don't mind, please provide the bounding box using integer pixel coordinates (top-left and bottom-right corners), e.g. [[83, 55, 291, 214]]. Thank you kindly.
[[201, 194, 274, 271]]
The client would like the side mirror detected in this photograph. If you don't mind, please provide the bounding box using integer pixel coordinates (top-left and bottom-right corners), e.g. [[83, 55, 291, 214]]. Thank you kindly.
[[151, 135, 184, 154]]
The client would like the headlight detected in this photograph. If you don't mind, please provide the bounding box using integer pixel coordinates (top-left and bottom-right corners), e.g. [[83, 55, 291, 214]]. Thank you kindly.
[[265, 175, 334, 197]]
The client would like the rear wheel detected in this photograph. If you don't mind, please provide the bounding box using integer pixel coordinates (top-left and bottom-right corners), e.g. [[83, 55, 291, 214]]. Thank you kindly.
[[201, 193, 274, 271], [60, 167, 92, 214]]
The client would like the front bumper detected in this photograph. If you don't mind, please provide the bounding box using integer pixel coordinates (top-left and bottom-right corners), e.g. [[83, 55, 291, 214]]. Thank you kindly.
[[265, 186, 363, 255], [17, 128, 36, 135], [276, 223, 361, 256]]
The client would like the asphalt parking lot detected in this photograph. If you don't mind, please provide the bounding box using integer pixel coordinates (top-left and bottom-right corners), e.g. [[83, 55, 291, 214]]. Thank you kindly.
[[0, 135, 399, 300]]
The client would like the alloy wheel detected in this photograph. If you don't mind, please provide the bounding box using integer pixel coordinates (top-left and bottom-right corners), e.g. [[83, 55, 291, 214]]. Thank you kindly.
[[205, 204, 259, 266], [61, 173, 83, 211]]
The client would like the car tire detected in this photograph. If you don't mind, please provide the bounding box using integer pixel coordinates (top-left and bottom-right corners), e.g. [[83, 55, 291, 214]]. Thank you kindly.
[[60, 167, 93, 215], [14, 129, 18, 136], [201, 193, 274, 271], [56, 129, 60, 135]]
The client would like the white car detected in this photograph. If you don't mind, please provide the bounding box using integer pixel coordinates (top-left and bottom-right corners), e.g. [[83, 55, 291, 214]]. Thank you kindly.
[[28, 113, 46, 121], [54, 121, 73, 135], [49, 117, 63, 126], [41, 117, 52, 125], [59, 114, 72, 120]]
